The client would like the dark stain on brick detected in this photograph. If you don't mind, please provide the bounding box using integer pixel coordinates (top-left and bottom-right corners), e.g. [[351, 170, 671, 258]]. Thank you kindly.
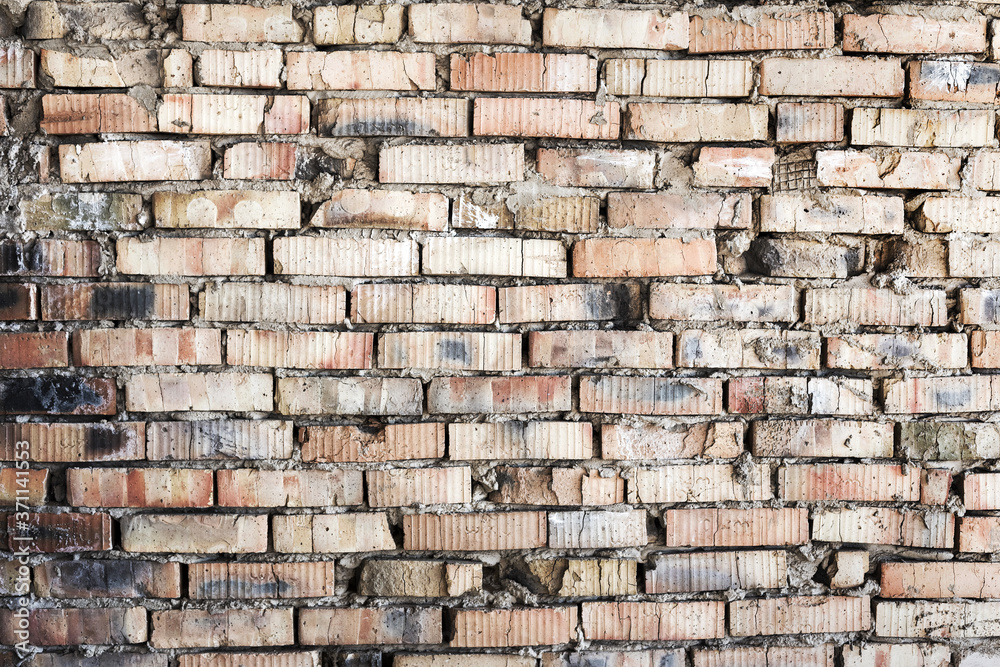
[[437, 339, 471, 365], [85, 424, 130, 457], [586, 283, 639, 320], [90, 284, 155, 320], [0, 377, 110, 415], [0, 284, 25, 312], [982, 291, 1000, 323], [0, 240, 43, 275], [654, 380, 697, 404]]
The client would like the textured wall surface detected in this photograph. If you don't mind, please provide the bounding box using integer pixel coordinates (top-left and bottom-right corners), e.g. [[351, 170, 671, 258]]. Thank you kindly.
[[1, 0, 1000, 665]]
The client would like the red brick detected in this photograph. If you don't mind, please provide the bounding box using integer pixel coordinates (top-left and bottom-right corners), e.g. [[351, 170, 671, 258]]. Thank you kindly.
[[353, 283, 494, 324], [760, 57, 904, 97], [818, 150, 961, 190], [299, 608, 442, 645], [121, 514, 267, 553], [0, 284, 37, 320], [201, 283, 344, 324], [647, 550, 787, 593], [884, 376, 1000, 414], [449, 421, 592, 460], [41, 93, 157, 134], [273, 513, 395, 553], [301, 423, 445, 463], [189, 562, 336, 599], [150, 609, 293, 649], [59, 140, 212, 182], [73, 328, 221, 366], [602, 421, 743, 460], [694, 646, 834, 667], [367, 467, 472, 506], [959, 516, 1000, 552], [581, 376, 722, 415], [154, 190, 300, 229], [474, 98, 618, 139], [404, 511, 546, 551], [780, 464, 920, 502], [842, 644, 950, 666], [451, 53, 596, 93], [777, 102, 845, 143], [664, 508, 809, 547], [630, 463, 771, 503], [147, 420, 292, 461], [424, 237, 565, 277], [223, 142, 296, 180], [286, 51, 434, 91], [35, 560, 181, 598], [499, 283, 640, 323], [0, 239, 100, 277], [881, 562, 1000, 599], [608, 192, 751, 230], [624, 103, 769, 142], [573, 238, 716, 277], [693, 147, 774, 187], [0, 607, 145, 646], [451, 608, 576, 647], [67, 467, 213, 507], [381, 144, 524, 184], [217, 469, 363, 507], [312, 190, 448, 230], [0, 422, 144, 462], [814, 508, 954, 548], [689, 11, 834, 52], [731, 596, 871, 636], [9, 512, 112, 552], [0, 332, 67, 368], [273, 237, 417, 276], [429, 376, 571, 413], [548, 509, 647, 548], [582, 601, 724, 640], [227, 330, 372, 369], [0, 468, 46, 505]]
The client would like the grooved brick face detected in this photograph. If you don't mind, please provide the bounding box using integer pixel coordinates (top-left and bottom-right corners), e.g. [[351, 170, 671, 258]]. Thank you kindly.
[[3, 0, 996, 663]]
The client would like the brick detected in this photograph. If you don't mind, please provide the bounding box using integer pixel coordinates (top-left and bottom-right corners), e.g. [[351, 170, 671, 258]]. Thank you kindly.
[[490, 467, 623, 505], [273, 237, 418, 276], [318, 97, 468, 137], [379, 332, 519, 371], [0, 239, 99, 277], [842, 644, 951, 667], [189, 562, 336, 599], [624, 103, 768, 142], [314, 5, 405, 44], [41, 93, 157, 134], [516, 196, 600, 233], [26, 1, 150, 39], [852, 108, 993, 148], [0, 44, 34, 87], [164, 49, 193, 86], [429, 376, 570, 414], [777, 102, 845, 143], [920, 197, 1000, 233], [312, 190, 446, 231], [0, 284, 36, 320], [176, 654, 320, 667], [804, 287, 947, 326], [59, 140, 212, 182], [529, 331, 673, 369], [952, 237, 1000, 278], [67, 468, 213, 507], [223, 143, 296, 180], [452, 608, 576, 647], [631, 463, 771, 503], [410, 3, 529, 44], [35, 560, 181, 598], [730, 377, 874, 416], [360, 560, 481, 597], [960, 516, 1000, 553], [694, 147, 774, 187], [650, 284, 796, 322], [663, 508, 808, 547], [694, 646, 834, 667], [580, 376, 723, 415], [972, 151, 1000, 190], [277, 377, 422, 415], [749, 237, 865, 278], [117, 237, 264, 276], [899, 421, 1000, 461], [22, 192, 144, 232], [449, 421, 592, 460], [151, 609, 293, 649], [537, 148, 654, 188], [200, 283, 344, 324], [781, 464, 920, 502], [813, 507, 954, 548], [286, 51, 434, 91], [301, 423, 444, 463], [159, 93, 297, 134], [121, 514, 267, 553], [353, 283, 494, 324], [731, 596, 871, 636], [401, 657, 532, 667], [154, 190, 300, 229], [544, 8, 687, 49], [610, 59, 752, 97], [581, 601, 724, 640], [226, 330, 372, 369], [646, 550, 787, 593], [217, 469, 362, 508], [909, 61, 1000, 103], [499, 283, 641, 323], [828, 550, 868, 589], [875, 601, 1000, 638], [9, 512, 112, 552], [827, 333, 967, 370], [961, 288, 1000, 326], [533, 559, 635, 596], [843, 14, 986, 53], [299, 608, 442, 645], [424, 237, 565, 277], [965, 472, 1000, 509], [273, 513, 395, 553], [0, 332, 67, 368], [0, 468, 46, 505], [0, 607, 145, 646], [197, 49, 281, 87], [677, 329, 820, 369], [367, 467, 471, 506], [443, 195, 513, 230], [263, 95, 310, 134], [450, 53, 596, 93], [403, 511, 546, 550], [381, 144, 524, 184], [34, 655, 168, 667], [761, 194, 903, 234], [689, 11, 835, 52], [752, 420, 894, 458], [0, 422, 144, 462], [473, 98, 618, 140], [760, 57, 904, 97], [573, 238, 716, 277], [126, 372, 272, 412], [548, 509, 647, 548], [0, 377, 115, 415], [818, 150, 961, 190], [602, 421, 743, 460], [884, 375, 1000, 414], [180, 4, 302, 42], [881, 562, 1000, 599]]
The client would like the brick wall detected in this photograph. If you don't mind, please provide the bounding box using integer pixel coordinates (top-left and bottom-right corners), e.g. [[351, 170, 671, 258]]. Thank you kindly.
[[0, 0, 999, 665]]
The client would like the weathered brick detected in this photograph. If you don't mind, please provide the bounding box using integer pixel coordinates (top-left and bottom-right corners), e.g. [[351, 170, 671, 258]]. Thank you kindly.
[[126, 372, 272, 412], [899, 421, 1000, 461], [609, 192, 750, 230], [694, 646, 834, 667], [624, 103, 769, 142], [26, 2, 150, 40], [663, 508, 808, 547], [217, 469, 362, 507], [842, 644, 951, 667], [515, 196, 599, 233], [818, 150, 961, 190], [22, 192, 143, 232], [843, 14, 986, 53], [609, 59, 752, 97], [451, 53, 596, 93], [573, 238, 716, 277], [752, 420, 894, 458], [0, 239, 99, 277], [200, 283, 344, 324], [961, 288, 1000, 326], [189, 562, 336, 599], [677, 329, 820, 369], [301, 423, 444, 463], [0, 377, 116, 415], [602, 421, 743, 460], [0, 422, 144, 462], [0, 44, 35, 88], [223, 142, 297, 180], [761, 194, 904, 234], [177, 653, 319, 667], [121, 514, 267, 553], [318, 97, 468, 137], [277, 377, 422, 415], [0, 607, 146, 646], [748, 237, 865, 278], [693, 147, 774, 187], [0, 467, 46, 505], [424, 237, 566, 277], [490, 467, 623, 505], [536, 148, 654, 188], [875, 600, 1000, 638], [379, 332, 519, 371], [529, 331, 673, 369], [582, 601, 724, 640], [359, 559, 481, 597], [760, 57, 904, 97], [273, 237, 418, 276], [689, 11, 834, 52], [273, 513, 395, 553], [647, 550, 787, 593], [544, 8, 687, 49], [197, 49, 281, 87], [450, 421, 592, 460], [154, 191, 300, 229], [630, 463, 771, 503], [959, 516, 1000, 553], [403, 511, 546, 550], [730, 377, 874, 415], [781, 464, 920, 502], [35, 560, 181, 598], [314, 5, 404, 44], [881, 562, 1000, 599], [0, 284, 36, 320], [909, 61, 1000, 103], [286, 51, 434, 91], [813, 507, 954, 548], [299, 608, 442, 645], [117, 237, 264, 276], [964, 472, 1000, 509], [532, 559, 636, 596], [650, 284, 796, 322], [353, 283, 495, 324], [731, 596, 871, 636], [804, 287, 947, 326], [367, 467, 471, 506], [226, 330, 373, 369], [499, 283, 640, 323], [181, 4, 303, 42], [312, 190, 447, 231], [41, 93, 157, 134], [452, 608, 576, 647], [827, 333, 967, 370], [884, 375, 1000, 414], [852, 108, 993, 147], [59, 140, 212, 182], [429, 376, 570, 414], [548, 509, 647, 548], [67, 468, 213, 507], [381, 143, 525, 184], [777, 102, 845, 143], [0, 332, 67, 368], [581, 376, 722, 415], [150, 609, 293, 649]]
